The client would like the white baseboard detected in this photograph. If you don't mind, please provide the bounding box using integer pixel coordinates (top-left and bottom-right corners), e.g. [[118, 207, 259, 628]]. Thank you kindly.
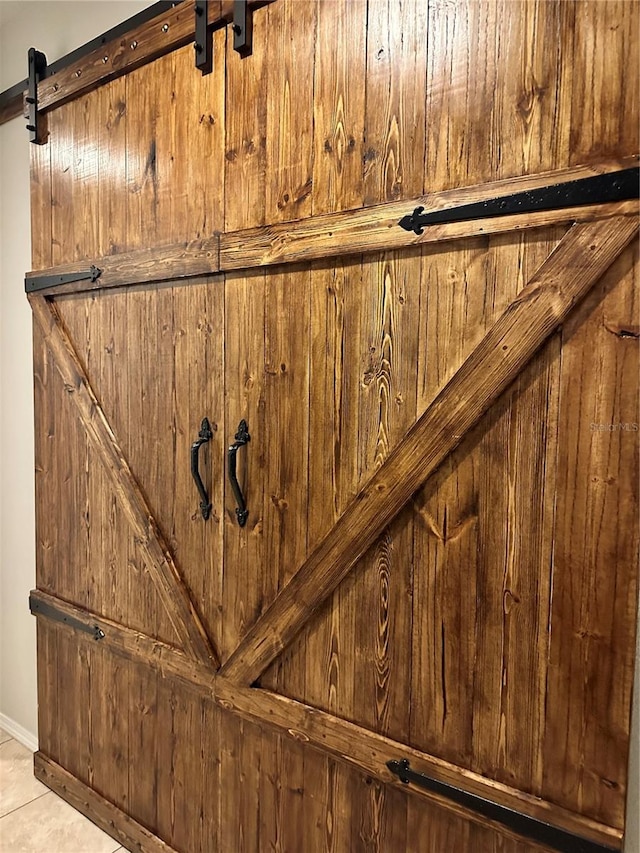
[[0, 712, 38, 753]]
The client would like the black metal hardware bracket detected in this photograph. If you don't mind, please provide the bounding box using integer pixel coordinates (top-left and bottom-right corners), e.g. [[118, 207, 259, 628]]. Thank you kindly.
[[26, 48, 48, 145], [386, 759, 617, 853], [228, 419, 250, 527], [1, 4, 179, 122], [194, 0, 213, 75], [25, 264, 102, 294], [398, 166, 640, 234], [29, 593, 105, 642], [191, 418, 214, 520], [233, 0, 253, 57]]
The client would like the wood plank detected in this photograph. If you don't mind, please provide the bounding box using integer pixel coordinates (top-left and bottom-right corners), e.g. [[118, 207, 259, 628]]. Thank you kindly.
[[29, 124, 52, 269], [30, 590, 214, 691], [34, 753, 179, 853], [223, 0, 268, 231], [30, 589, 622, 850], [215, 686, 622, 852], [29, 295, 219, 667], [569, 0, 639, 166], [172, 279, 226, 658], [311, 0, 366, 215], [264, 0, 315, 224], [424, 0, 573, 192], [220, 161, 639, 272], [542, 240, 640, 826], [26, 160, 637, 293], [410, 229, 567, 789], [26, 239, 220, 297], [31, 1, 272, 116], [222, 271, 266, 660], [363, 0, 428, 205], [219, 215, 639, 686], [35, 621, 59, 761]]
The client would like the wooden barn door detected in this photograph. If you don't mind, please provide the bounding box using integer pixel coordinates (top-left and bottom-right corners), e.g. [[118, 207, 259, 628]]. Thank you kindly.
[[27, 2, 638, 852]]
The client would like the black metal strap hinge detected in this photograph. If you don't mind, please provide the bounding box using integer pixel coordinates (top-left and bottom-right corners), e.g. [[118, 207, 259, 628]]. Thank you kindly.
[[26, 48, 48, 145], [29, 594, 105, 642], [194, 0, 213, 75], [25, 264, 102, 294], [399, 166, 640, 234], [233, 1, 253, 57], [386, 759, 617, 853]]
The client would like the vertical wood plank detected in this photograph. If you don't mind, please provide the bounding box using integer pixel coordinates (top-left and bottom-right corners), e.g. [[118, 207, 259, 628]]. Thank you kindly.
[[224, 5, 268, 231], [173, 279, 225, 655], [312, 0, 367, 215], [56, 633, 90, 786], [364, 0, 428, 205], [30, 128, 52, 269], [170, 36, 226, 240], [128, 659, 159, 834], [569, 0, 639, 165], [425, 0, 573, 193], [264, 0, 316, 223], [88, 646, 129, 812], [543, 242, 639, 827], [35, 622, 59, 762], [223, 271, 266, 660]]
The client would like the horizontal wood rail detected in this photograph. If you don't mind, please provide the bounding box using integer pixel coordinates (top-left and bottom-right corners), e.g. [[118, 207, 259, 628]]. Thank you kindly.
[[29, 295, 219, 669], [219, 158, 639, 271], [219, 215, 639, 686], [26, 238, 220, 297], [35, 754, 179, 853], [0, 1, 274, 125], [30, 589, 623, 851], [24, 160, 639, 297]]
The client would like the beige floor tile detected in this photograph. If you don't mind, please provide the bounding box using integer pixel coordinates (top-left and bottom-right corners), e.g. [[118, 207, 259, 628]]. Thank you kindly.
[[0, 791, 122, 853], [0, 728, 11, 746], [0, 741, 48, 817]]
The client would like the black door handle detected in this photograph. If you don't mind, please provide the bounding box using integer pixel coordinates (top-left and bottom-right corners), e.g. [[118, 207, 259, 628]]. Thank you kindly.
[[191, 418, 213, 520], [228, 419, 250, 527]]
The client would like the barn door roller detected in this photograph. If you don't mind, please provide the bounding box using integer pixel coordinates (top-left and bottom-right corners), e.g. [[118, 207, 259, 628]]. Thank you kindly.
[[387, 759, 616, 853], [398, 166, 640, 234], [26, 47, 48, 145], [195, 0, 253, 75]]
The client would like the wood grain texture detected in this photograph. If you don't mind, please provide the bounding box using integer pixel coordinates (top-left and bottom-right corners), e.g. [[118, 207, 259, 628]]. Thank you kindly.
[[363, 0, 428, 205], [34, 753, 179, 853], [220, 163, 639, 272], [542, 241, 640, 827], [30, 589, 622, 849], [27, 158, 638, 293], [219, 215, 638, 686], [312, 0, 366, 215], [33, 2, 272, 115], [29, 295, 218, 667], [27, 239, 220, 297], [29, 0, 640, 847]]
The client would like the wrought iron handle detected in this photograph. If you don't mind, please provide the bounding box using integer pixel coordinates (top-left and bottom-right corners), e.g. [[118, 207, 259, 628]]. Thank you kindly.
[[191, 418, 213, 520], [228, 419, 250, 527]]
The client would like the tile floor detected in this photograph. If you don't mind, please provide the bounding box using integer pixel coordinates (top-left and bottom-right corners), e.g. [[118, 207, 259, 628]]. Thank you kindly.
[[0, 727, 127, 853]]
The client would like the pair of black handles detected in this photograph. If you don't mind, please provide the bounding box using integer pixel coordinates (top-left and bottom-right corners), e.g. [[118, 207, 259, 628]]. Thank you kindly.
[[190, 418, 250, 527]]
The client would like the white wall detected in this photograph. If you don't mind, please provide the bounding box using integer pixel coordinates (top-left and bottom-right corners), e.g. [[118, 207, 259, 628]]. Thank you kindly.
[[0, 2, 638, 850]]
